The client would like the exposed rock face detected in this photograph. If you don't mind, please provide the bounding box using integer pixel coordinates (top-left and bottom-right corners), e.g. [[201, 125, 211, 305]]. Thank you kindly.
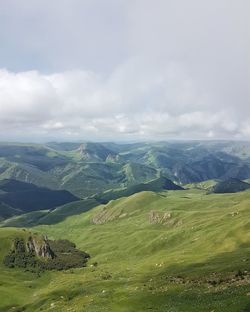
[[92, 207, 128, 225], [26, 235, 55, 259], [77, 143, 117, 162], [78, 144, 92, 160], [92, 209, 118, 224], [149, 211, 183, 226], [105, 154, 119, 163], [149, 211, 172, 225]]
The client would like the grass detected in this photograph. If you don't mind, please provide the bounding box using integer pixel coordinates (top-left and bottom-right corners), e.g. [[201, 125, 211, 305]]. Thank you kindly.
[[0, 189, 249, 311], [185, 179, 218, 190]]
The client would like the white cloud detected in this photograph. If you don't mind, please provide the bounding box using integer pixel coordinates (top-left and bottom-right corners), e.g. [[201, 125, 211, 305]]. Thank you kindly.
[[0, 0, 248, 141], [0, 60, 248, 141]]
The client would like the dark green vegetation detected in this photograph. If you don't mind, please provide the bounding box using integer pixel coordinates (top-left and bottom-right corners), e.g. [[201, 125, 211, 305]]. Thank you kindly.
[[0, 179, 78, 220], [211, 178, 250, 194], [0, 141, 250, 311], [4, 233, 89, 272], [46, 239, 90, 270]]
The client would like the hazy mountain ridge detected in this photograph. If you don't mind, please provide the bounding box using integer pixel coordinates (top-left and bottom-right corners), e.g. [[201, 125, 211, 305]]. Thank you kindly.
[[0, 141, 249, 199]]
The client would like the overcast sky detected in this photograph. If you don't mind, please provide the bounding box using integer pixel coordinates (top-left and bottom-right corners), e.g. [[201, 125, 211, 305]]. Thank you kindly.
[[0, 0, 249, 142]]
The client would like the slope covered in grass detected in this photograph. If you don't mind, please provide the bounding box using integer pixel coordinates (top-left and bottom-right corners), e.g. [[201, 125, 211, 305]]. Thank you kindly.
[[0, 199, 99, 227], [185, 179, 218, 190], [0, 188, 249, 311], [0, 179, 79, 218], [94, 176, 183, 204], [0, 202, 22, 221], [0, 177, 182, 226]]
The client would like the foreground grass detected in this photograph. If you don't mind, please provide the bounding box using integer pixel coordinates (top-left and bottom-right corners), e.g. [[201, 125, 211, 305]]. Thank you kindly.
[[0, 189, 250, 311]]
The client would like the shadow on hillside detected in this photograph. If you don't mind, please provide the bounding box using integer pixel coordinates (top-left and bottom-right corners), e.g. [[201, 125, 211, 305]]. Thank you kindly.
[[33, 199, 100, 226], [148, 243, 250, 281], [2, 199, 99, 228]]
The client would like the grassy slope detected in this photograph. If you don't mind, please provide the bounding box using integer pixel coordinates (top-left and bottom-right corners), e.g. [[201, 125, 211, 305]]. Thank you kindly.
[[0, 199, 99, 227], [0, 189, 249, 311], [94, 176, 183, 204], [185, 179, 218, 190], [0, 228, 53, 310]]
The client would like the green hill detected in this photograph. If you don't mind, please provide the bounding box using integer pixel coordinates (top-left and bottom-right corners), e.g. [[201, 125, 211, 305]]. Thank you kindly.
[[0, 179, 79, 218], [211, 178, 250, 194], [95, 176, 184, 204], [0, 199, 99, 227], [0, 188, 249, 311], [185, 179, 218, 190], [0, 177, 181, 227], [1, 141, 250, 311], [0, 202, 22, 221], [0, 210, 49, 227]]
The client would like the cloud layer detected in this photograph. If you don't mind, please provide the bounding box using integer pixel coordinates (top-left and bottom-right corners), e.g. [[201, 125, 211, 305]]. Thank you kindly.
[[0, 0, 249, 141], [0, 61, 249, 141]]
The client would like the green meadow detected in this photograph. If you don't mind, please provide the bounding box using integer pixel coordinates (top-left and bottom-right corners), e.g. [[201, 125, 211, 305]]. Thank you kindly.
[[0, 188, 249, 311]]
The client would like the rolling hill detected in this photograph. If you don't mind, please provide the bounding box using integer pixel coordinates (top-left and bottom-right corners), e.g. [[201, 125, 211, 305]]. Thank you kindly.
[[0, 179, 79, 219], [94, 176, 184, 204], [211, 178, 250, 194], [0, 141, 250, 311], [0, 199, 98, 228], [0, 177, 183, 227], [0, 188, 249, 311]]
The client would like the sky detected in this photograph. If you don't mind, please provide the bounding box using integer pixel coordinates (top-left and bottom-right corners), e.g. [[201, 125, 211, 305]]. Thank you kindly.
[[0, 0, 249, 142]]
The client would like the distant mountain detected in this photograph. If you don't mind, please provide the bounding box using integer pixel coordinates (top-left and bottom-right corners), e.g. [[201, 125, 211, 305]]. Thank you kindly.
[[77, 142, 118, 162], [0, 143, 68, 171], [0, 179, 79, 219], [0, 141, 250, 199], [45, 142, 82, 151], [211, 178, 250, 194]]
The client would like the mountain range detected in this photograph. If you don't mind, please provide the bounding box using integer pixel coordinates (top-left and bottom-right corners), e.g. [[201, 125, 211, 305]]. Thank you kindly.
[[0, 141, 250, 199]]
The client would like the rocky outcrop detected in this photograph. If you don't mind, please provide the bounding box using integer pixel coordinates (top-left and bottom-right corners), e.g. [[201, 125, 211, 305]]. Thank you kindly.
[[4, 234, 90, 271], [92, 208, 120, 224], [149, 210, 182, 226], [26, 235, 55, 259], [149, 210, 183, 226], [149, 211, 172, 225], [92, 207, 128, 225]]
